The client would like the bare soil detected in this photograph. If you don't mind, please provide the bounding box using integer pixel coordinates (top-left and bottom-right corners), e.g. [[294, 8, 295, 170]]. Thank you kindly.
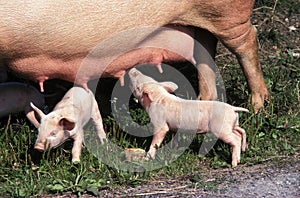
[[106, 156, 299, 198]]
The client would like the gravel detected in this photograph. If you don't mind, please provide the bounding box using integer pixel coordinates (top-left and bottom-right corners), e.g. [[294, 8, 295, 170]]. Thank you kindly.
[[212, 160, 299, 197], [95, 157, 299, 197]]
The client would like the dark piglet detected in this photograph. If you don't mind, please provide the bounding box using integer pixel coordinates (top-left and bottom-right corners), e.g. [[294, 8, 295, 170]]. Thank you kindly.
[[0, 82, 44, 127]]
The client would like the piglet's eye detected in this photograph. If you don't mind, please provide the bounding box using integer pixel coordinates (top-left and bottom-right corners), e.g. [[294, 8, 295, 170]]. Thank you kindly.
[[50, 131, 57, 136]]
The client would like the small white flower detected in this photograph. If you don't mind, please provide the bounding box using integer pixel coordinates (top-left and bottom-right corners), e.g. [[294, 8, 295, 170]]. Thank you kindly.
[[288, 25, 296, 32], [292, 52, 300, 58]]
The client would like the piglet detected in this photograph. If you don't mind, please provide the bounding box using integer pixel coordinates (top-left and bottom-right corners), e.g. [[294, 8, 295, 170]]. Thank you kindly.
[[129, 68, 248, 168], [0, 82, 44, 128], [31, 86, 106, 162]]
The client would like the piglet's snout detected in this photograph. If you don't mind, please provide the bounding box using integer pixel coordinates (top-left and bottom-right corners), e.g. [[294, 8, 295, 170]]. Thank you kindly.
[[128, 68, 139, 90], [128, 68, 139, 78], [34, 143, 45, 151], [35, 138, 54, 150]]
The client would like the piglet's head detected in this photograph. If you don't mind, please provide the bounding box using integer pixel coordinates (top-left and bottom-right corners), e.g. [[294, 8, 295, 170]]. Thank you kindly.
[[139, 82, 178, 107], [128, 68, 177, 106], [128, 68, 157, 99], [30, 103, 76, 151]]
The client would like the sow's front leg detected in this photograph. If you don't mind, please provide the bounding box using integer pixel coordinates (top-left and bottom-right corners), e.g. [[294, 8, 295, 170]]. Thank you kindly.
[[194, 29, 218, 101]]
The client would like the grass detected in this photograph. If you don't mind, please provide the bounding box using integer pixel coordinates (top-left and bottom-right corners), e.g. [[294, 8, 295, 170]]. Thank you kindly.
[[0, 1, 299, 197]]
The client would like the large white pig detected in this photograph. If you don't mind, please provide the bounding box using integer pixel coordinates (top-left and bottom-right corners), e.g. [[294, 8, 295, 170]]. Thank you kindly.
[[0, 0, 269, 112]]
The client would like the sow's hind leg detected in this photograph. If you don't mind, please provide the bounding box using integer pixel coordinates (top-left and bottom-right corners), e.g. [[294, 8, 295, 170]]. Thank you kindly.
[[219, 22, 269, 112]]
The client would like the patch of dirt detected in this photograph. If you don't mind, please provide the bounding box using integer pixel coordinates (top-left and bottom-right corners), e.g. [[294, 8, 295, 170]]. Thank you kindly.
[[105, 158, 299, 198]]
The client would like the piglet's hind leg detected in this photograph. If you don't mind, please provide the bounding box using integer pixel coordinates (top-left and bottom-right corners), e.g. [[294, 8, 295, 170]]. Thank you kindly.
[[234, 125, 247, 152], [219, 131, 242, 168]]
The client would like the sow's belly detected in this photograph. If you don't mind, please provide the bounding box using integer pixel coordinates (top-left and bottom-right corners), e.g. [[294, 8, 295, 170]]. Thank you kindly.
[[6, 26, 196, 92]]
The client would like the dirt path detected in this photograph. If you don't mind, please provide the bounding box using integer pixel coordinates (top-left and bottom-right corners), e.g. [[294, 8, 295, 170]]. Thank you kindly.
[[92, 157, 299, 197], [202, 159, 299, 197]]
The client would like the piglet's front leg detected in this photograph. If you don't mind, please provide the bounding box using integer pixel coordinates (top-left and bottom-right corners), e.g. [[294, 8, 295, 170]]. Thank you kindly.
[[91, 101, 107, 144], [146, 125, 169, 160], [71, 130, 84, 163]]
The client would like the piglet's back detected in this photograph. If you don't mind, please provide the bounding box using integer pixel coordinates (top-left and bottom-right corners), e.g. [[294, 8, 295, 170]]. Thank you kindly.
[[53, 87, 94, 116]]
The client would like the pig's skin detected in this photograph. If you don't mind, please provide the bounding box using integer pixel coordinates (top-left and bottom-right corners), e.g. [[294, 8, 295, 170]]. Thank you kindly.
[[7, 26, 196, 92], [0, 82, 44, 127], [31, 86, 107, 162], [0, 0, 269, 111], [129, 68, 248, 168]]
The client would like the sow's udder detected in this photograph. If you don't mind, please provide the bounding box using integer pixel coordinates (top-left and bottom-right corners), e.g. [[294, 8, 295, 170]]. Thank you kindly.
[[6, 25, 195, 92], [9, 47, 194, 92]]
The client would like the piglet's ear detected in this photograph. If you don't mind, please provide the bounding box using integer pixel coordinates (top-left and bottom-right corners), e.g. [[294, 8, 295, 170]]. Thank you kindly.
[[142, 86, 160, 103], [59, 118, 75, 131], [159, 82, 178, 93], [141, 92, 151, 105], [30, 102, 45, 119]]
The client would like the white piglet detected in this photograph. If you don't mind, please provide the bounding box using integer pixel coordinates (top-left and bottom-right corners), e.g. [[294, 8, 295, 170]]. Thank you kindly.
[[31, 86, 106, 162], [129, 68, 248, 168]]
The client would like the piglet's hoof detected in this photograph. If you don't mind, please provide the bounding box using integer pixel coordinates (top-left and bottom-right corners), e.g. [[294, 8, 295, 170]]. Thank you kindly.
[[72, 159, 81, 164], [144, 152, 156, 161]]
